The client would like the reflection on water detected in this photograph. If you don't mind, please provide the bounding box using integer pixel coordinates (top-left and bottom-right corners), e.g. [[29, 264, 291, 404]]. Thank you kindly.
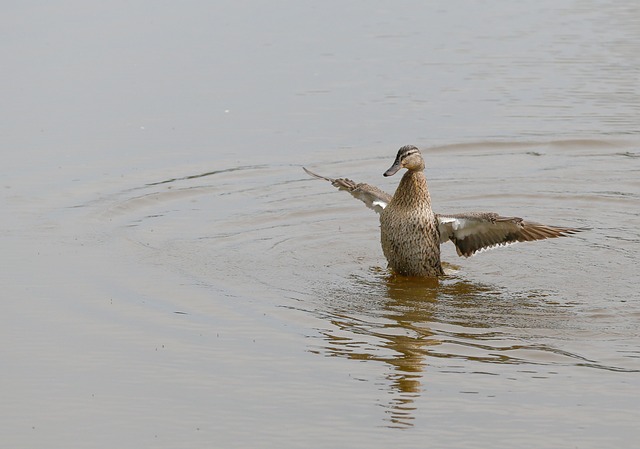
[[313, 274, 492, 427], [312, 269, 639, 428]]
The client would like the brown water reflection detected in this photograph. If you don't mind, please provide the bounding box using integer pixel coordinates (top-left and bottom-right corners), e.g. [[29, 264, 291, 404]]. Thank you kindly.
[[315, 276, 438, 427], [313, 269, 638, 428]]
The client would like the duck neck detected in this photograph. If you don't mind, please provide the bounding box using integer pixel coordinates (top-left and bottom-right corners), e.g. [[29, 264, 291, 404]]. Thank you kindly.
[[394, 170, 432, 209]]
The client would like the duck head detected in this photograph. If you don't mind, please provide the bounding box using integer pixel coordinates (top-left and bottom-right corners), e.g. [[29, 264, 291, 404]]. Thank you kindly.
[[383, 145, 425, 177]]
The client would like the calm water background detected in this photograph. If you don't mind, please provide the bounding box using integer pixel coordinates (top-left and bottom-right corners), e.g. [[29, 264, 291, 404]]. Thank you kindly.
[[2, 1, 639, 448]]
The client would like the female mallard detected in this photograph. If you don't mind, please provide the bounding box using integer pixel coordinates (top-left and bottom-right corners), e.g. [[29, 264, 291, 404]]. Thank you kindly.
[[304, 145, 580, 277]]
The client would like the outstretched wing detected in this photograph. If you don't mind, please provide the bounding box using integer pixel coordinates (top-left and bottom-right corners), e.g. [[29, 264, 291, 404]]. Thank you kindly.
[[302, 167, 392, 213], [303, 167, 393, 214], [437, 212, 580, 257]]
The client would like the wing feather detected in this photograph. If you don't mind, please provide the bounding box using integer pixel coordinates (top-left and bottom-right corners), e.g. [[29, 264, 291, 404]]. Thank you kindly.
[[303, 167, 393, 214], [437, 212, 580, 257]]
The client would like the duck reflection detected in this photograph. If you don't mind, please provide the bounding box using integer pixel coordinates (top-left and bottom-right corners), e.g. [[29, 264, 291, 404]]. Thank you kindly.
[[315, 271, 512, 428]]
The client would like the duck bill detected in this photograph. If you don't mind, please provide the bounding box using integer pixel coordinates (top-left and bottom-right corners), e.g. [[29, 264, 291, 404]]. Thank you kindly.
[[383, 160, 402, 177]]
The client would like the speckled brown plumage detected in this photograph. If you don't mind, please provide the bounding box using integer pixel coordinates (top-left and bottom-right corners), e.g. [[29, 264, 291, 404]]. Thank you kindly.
[[380, 168, 444, 276]]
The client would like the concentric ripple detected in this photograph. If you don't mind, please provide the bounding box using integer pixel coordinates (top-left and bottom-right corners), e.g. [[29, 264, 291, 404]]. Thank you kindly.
[[77, 140, 640, 428]]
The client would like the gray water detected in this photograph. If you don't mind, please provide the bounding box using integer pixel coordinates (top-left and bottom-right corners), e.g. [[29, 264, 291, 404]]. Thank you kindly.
[[2, 2, 640, 448]]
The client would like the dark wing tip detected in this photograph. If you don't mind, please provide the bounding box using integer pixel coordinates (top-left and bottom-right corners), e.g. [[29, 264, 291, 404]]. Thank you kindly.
[[303, 166, 331, 181], [519, 223, 585, 242], [302, 166, 360, 192]]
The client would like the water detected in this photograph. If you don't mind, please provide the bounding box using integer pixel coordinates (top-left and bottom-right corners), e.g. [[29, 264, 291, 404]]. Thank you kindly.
[[2, 1, 639, 448]]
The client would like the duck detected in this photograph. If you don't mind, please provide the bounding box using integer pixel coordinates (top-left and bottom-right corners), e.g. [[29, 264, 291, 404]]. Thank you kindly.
[[303, 144, 580, 277]]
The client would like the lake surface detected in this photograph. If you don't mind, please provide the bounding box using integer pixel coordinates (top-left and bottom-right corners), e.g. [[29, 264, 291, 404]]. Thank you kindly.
[[2, 1, 639, 448]]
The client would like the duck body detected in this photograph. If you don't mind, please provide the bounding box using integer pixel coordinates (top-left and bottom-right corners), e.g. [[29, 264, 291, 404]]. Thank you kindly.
[[303, 145, 580, 277], [381, 169, 444, 276]]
